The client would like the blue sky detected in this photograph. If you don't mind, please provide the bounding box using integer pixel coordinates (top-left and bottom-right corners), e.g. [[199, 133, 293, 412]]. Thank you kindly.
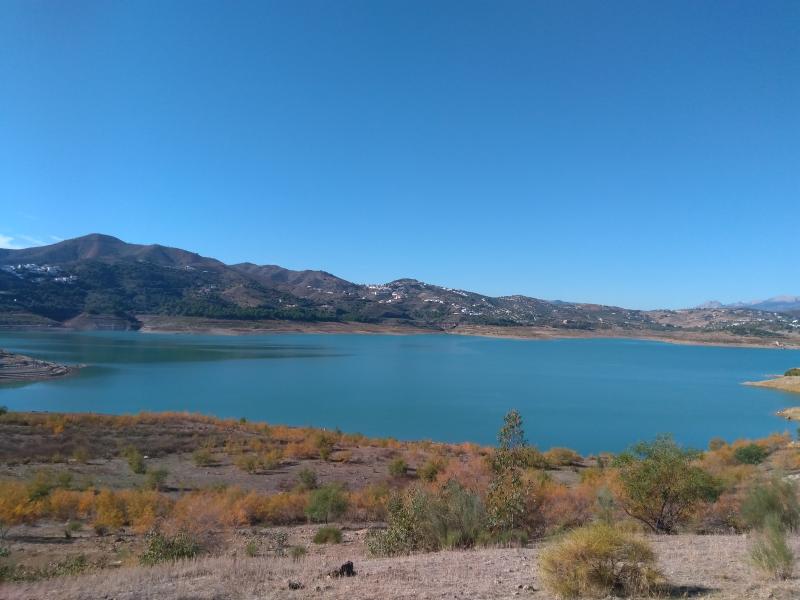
[[1, 1, 797, 309]]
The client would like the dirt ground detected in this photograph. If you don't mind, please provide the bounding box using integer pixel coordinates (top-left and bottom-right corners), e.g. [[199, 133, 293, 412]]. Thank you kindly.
[[3, 530, 799, 600]]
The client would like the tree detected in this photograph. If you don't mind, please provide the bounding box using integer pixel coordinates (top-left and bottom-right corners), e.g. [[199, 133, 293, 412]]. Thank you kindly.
[[486, 410, 528, 532], [305, 484, 348, 523], [612, 435, 719, 534]]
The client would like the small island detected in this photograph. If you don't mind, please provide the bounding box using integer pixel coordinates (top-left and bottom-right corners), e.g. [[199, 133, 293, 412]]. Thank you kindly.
[[0, 349, 78, 383]]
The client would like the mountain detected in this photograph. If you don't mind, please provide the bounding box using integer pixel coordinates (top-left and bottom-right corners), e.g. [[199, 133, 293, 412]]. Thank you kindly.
[[1, 234, 798, 339], [697, 296, 800, 314]]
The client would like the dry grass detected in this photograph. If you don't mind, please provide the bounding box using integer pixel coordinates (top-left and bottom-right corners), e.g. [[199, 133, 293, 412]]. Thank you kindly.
[[4, 534, 800, 600]]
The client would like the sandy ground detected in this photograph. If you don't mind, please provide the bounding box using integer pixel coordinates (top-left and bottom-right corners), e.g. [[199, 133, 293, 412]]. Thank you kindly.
[[746, 376, 800, 395], [3, 531, 799, 600]]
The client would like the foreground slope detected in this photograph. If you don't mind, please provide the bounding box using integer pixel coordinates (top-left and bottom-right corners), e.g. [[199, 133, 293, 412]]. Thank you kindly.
[[5, 532, 799, 600]]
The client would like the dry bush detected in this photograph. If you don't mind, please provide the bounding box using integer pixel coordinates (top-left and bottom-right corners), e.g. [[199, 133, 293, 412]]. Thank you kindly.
[[544, 447, 582, 467], [348, 483, 391, 521], [436, 455, 492, 494], [749, 515, 795, 580], [93, 490, 126, 533], [0, 481, 39, 527], [693, 489, 747, 533], [119, 490, 174, 534], [536, 480, 596, 535], [284, 440, 317, 460], [167, 491, 232, 536], [539, 523, 664, 598]]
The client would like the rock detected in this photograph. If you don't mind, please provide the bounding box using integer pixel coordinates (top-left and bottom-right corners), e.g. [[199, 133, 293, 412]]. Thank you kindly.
[[328, 561, 356, 578], [288, 580, 304, 590]]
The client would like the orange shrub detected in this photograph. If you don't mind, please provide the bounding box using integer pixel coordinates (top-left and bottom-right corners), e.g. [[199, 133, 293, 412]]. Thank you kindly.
[[119, 490, 173, 533], [348, 484, 391, 521], [48, 489, 83, 521], [284, 440, 317, 459], [693, 488, 746, 533], [93, 489, 126, 532], [167, 490, 232, 535], [436, 455, 492, 494], [0, 481, 36, 526]]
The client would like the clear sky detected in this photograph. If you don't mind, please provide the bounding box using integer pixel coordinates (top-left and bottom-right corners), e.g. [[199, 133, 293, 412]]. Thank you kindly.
[[1, 1, 797, 309]]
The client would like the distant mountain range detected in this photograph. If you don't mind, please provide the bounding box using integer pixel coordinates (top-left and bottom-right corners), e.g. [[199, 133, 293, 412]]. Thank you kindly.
[[1, 234, 798, 340], [698, 297, 800, 313]]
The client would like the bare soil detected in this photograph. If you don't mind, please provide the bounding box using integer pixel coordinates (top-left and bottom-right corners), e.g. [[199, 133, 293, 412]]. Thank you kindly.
[[3, 530, 799, 600]]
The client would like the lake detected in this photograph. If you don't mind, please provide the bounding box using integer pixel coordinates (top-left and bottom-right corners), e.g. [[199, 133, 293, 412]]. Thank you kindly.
[[0, 331, 798, 454]]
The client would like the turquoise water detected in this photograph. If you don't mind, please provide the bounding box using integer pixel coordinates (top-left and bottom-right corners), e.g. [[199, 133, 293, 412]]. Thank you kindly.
[[0, 331, 798, 453]]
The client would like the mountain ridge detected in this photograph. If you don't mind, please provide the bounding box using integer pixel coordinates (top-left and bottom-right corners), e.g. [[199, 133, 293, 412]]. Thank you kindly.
[[1, 234, 798, 340]]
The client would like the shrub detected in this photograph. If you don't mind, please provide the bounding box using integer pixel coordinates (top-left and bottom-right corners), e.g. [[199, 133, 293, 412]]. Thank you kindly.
[[140, 531, 199, 565], [245, 539, 259, 557], [144, 468, 169, 491], [613, 435, 720, 533], [733, 444, 768, 465], [784, 368, 800, 377], [313, 526, 343, 544], [67, 520, 82, 533], [418, 459, 443, 482], [306, 484, 348, 523], [296, 468, 318, 491], [235, 454, 259, 474], [93, 490, 126, 534], [27, 470, 56, 501], [741, 477, 800, 532], [708, 437, 727, 451], [72, 446, 90, 464], [259, 448, 282, 470], [314, 432, 336, 461], [192, 448, 213, 467], [348, 483, 391, 521], [539, 523, 663, 598], [0, 406, 7, 416], [367, 481, 485, 556], [289, 545, 307, 561], [544, 447, 582, 467], [749, 514, 794, 579], [388, 457, 408, 478], [123, 446, 146, 474]]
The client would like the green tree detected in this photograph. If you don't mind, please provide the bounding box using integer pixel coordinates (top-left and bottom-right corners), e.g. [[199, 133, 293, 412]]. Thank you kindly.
[[733, 443, 768, 465], [306, 484, 348, 523], [486, 410, 528, 532], [612, 435, 719, 534]]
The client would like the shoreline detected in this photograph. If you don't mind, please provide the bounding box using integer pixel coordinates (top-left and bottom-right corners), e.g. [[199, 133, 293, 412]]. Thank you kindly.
[[107, 316, 800, 350], [744, 374, 800, 395], [3, 315, 800, 350]]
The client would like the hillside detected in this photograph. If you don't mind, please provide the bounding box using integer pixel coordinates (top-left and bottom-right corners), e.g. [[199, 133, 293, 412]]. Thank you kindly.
[[1, 234, 799, 343]]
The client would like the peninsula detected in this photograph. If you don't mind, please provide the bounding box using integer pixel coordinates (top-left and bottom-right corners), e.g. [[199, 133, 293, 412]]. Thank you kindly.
[[0, 349, 77, 383]]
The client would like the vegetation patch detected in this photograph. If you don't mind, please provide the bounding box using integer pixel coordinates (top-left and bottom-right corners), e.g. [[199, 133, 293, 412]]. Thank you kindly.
[[140, 531, 199, 566], [539, 523, 664, 598], [313, 526, 343, 544]]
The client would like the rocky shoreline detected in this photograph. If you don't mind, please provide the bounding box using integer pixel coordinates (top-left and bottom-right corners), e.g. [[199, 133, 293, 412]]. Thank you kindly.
[[0, 349, 78, 383]]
